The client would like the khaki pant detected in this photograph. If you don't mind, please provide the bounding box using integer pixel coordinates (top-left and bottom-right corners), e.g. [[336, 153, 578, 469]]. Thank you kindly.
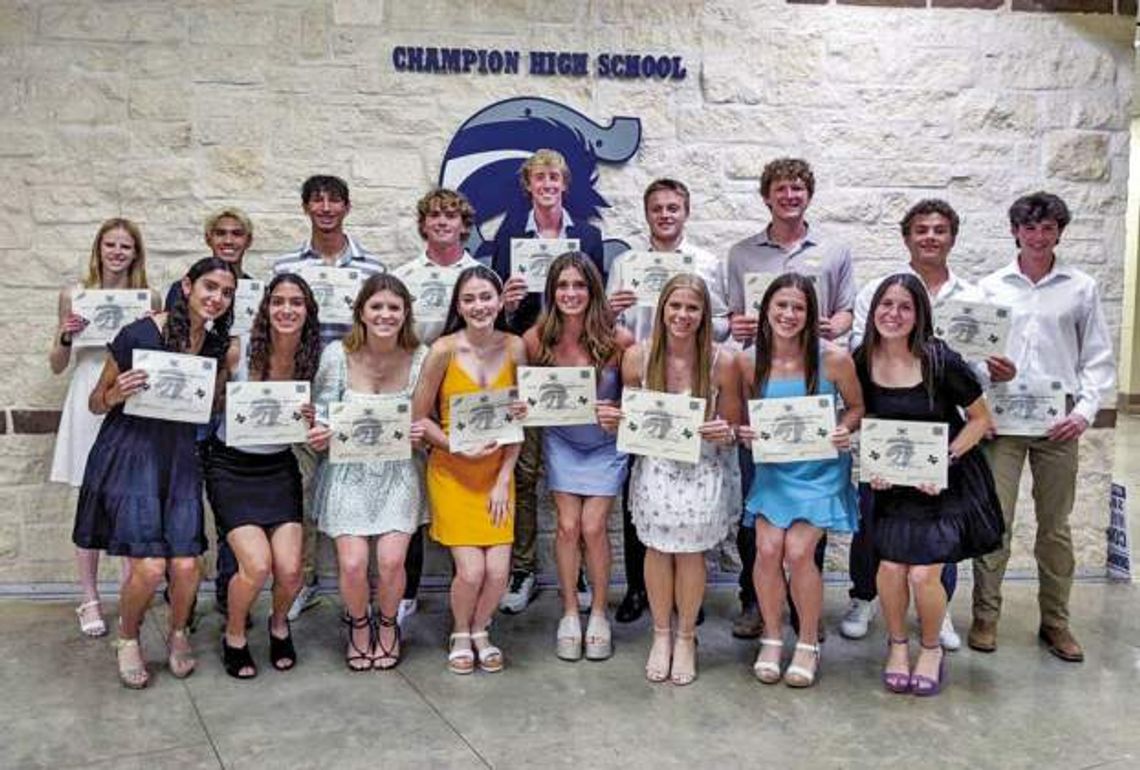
[[510, 427, 543, 574], [972, 436, 1078, 629], [293, 443, 322, 586]]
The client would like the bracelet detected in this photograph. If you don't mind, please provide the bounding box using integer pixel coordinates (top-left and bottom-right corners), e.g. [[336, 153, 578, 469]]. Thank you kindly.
[[59, 333, 72, 347]]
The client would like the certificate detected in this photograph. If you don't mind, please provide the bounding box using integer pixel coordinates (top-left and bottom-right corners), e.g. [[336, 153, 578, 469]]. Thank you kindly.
[[510, 238, 579, 293], [448, 387, 524, 453], [518, 366, 596, 427], [933, 300, 1011, 360], [987, 379, 1066, 437], [397, 262, 461, 323], [329, 395, 412, 463], [616, 388, 706, 465], [71, 289, 152, 348], [748, 394, 838, 463], [230, 279, 265, 337], [225, 381, 310, 447], [619, 251, 697, 306], [123, 350, 217, 424], [744, 272, 818, 317], [292, 265, 362, 325], [859, 418, 948, 490]]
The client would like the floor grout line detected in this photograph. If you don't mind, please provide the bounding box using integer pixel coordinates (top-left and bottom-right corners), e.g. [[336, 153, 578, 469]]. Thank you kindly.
[[397, 668, 495, 769]]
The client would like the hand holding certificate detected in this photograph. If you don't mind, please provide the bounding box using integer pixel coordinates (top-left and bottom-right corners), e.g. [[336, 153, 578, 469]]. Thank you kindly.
[[518, 366, 596, 427], [859, 418, 948, 491], [616, 388, 706, 464], [744, 272, 818, 317], [510, 238, 579, 293], [619, 251, 697, 307], [123, 350, 217, 424], [329, 395, 412, 463], [933, 300, 1011, 360], [71, 290, 152, 347], [748, 394, 838, 463], [987, 379, 1066, 437], [449, 387, 525, 453], [292, 265, 362, 325], [225, 381, 310, 447], [230, 279, 265, 337]]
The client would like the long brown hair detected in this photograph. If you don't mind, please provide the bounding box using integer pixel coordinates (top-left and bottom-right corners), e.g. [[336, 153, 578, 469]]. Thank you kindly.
[[247, 273, 322, 381], [83, 218, 149, 289], [534, 252, 616, 369], [753, 272, 821, 397], [343, 273, 420, 353], [853, 272, 943, 405], [644, 273, 714, 405]]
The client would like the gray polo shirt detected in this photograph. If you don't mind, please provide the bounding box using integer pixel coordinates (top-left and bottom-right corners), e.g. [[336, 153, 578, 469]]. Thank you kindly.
[[725, 223, 856, 319]]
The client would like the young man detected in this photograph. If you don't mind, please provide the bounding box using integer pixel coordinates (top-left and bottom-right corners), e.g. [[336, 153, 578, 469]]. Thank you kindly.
[[273, 175, 385, 620], [606, 178, 731, 622], [491, 149, 605, 614], [391, 188, 481, 625], [724, 158, 857, 638], [970, 192, 1115, 662], [842, 199, 1017, 649]]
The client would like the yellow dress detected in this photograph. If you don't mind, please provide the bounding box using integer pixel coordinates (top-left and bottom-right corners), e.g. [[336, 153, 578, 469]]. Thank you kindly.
[[427, 348, 516, 547]]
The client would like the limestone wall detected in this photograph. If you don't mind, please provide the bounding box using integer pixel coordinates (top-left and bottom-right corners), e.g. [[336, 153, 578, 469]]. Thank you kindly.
[[0, 0, 1131, 587]]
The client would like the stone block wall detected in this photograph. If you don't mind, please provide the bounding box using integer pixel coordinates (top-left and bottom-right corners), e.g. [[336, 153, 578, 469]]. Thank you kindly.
[[0, 0, 1131, 587]]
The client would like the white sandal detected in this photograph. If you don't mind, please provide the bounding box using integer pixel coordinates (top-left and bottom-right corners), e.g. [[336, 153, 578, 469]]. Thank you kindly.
[[470, 630, 504, 673], [784, 642, 820, 688], [584, 613, 612, 661], [556, 614, 582, 661], [76, 600, 107, 638], [753, 638, 783, 684], [113, 637, 149, 689], [448, 632, 475, 675]]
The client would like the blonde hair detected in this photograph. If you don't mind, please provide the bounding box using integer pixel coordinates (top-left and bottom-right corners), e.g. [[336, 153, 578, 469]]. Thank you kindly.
[[520, 149, 571, 193], [82, 218, 148, 289], [645, 273, 713, 411], [203, 207, 253, 239]]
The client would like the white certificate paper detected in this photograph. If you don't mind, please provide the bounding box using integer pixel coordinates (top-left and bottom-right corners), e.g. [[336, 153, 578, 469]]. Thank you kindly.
[[230, 279, 265, 337], [293, 265, 362, 325], [510, 238, 579, 293], [933, 300, 1011, 360], [744, 272, 818, 317], [397, 263, 462, 322], [123, 350, 217, 424], [448, 387, 524, 453], [518, 366, 596, 427], [859, 418, 948, 490], [619, 251, 697, 306], [988, 379, 1066, 437], [748, 394, 838, 463], [617, 388, 706, 464], [329, 395, 412, 464], [225, 381, 310, 447], [71, 289, 152, 348]]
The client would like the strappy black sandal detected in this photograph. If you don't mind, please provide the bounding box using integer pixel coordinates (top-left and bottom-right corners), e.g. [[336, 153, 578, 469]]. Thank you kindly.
[[373, 612, 401, 671], [268, 616, 297, 672], [222, 637, 257, 680], [343, 612, 375, 672]]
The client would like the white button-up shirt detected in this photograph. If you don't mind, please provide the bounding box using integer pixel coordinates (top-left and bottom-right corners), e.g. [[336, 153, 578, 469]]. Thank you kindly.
[[978, 258, 1115, 424], [606, 236, 730, 343]]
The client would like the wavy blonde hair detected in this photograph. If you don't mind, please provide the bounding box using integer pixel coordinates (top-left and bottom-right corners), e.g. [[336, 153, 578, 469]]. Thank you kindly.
[[82, 218, 148, 289], [644, 273, 713, 409]]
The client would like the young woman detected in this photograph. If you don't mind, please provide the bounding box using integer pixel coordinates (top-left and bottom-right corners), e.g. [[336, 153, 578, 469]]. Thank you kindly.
[[735, 273, 863, 688], [308, 274, 430, 672], [73, 257, 237, 689], [523, 253, 633, 662], [203, 273, 320, 679], [50, 218, 158, 638], [621, 273, 742, 686], [855, 274, 1003, 696], [413, 265, 527, 675]]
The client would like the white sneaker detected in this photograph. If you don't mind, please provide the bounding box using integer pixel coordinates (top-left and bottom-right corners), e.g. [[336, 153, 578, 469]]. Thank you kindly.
[[940, 613, 962, 651], [397, 598, 418, 628], [287, 582, 321, 622], [839, 598, 877, 640], [576, 571, 592, 613], [499, 570, 537, 614]]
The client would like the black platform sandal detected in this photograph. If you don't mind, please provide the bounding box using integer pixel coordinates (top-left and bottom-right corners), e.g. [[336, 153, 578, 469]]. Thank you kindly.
[[268, 616, 297, 672], [373, 612, 401, 671], [343, 612, 375, 672], [222, 637, 257, 680]]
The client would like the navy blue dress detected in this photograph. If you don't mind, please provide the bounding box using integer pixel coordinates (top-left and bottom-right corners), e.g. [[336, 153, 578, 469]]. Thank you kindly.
[[72, 318, 210, 558]]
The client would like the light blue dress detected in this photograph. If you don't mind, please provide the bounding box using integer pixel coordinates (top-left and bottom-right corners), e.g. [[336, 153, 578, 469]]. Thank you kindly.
[[744, 370, 858, 532], [542, 366, 627, 496]]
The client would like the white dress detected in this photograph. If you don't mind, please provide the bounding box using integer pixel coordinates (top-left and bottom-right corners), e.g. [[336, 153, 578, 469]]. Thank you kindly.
[[49, 346, 107, 487]]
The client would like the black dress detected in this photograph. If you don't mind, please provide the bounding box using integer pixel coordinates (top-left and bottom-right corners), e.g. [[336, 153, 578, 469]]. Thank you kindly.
[[857, 344, 1004, 565], [72, 319, 210, 558]]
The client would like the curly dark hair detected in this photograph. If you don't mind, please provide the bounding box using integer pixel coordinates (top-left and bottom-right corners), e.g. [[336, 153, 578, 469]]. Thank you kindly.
[[164, 256, 236, 363], [247, 273, 322, 381]]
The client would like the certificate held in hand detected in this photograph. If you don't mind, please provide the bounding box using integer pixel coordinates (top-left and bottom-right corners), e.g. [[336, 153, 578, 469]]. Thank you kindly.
[[292, 265, 362, 325], [859, 418, 948, 490], [123, 350, 217, 425], [518, 366, 596, 427], [748, 394, 838, 463], [71, 289, 152, 348], [619, 251, 697, 307], [987, 379, 1066, 437], [225, 381, 310, 447], [448, 387, 525, 453], [617, 388, 706, 465], [230, 279, 265, 337], [510, 238, 579, 293], [933, 300, 1011, 361], [329, 395, 412, 464]]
